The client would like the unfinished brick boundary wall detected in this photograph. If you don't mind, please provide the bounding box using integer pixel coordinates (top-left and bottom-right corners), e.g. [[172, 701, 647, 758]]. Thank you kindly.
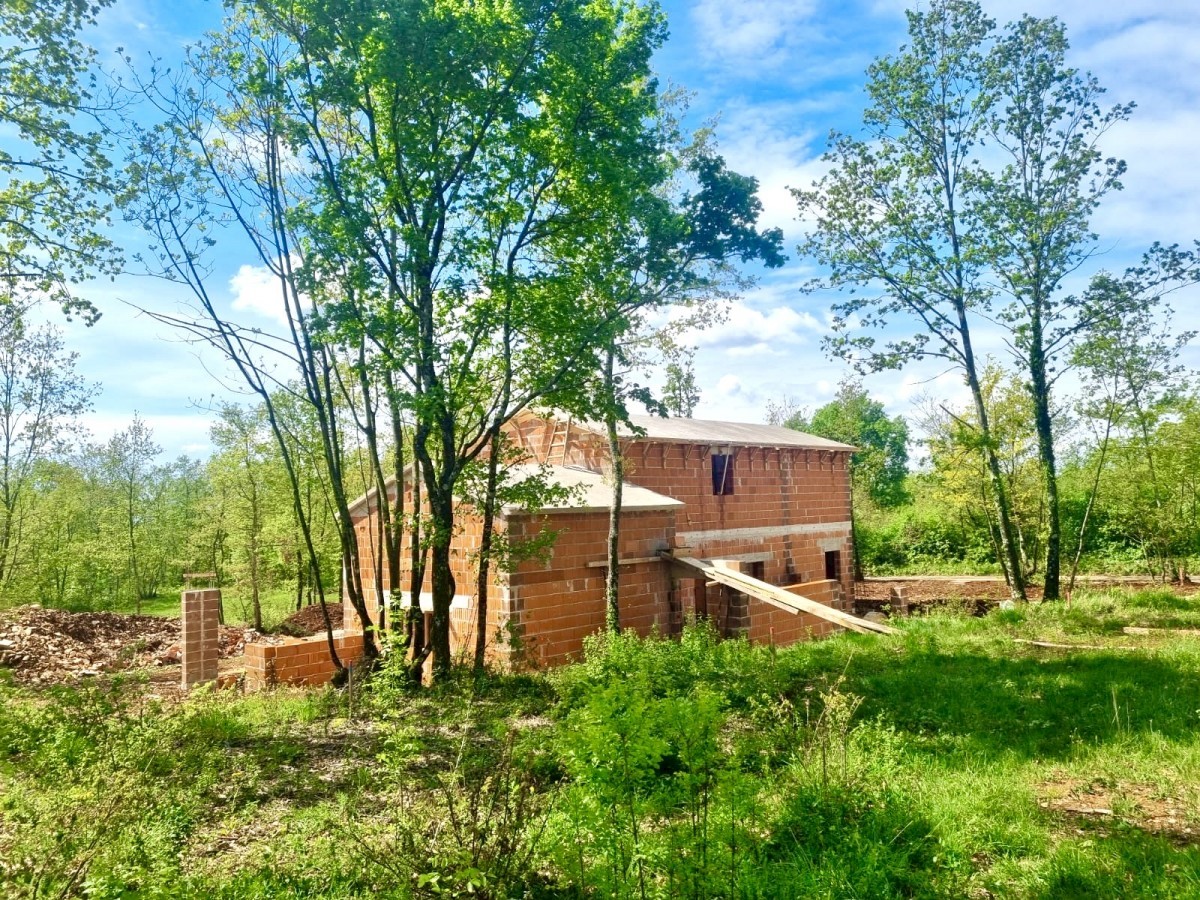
[[181, 589, 220, 688], [345, 412, 857, 668], [244, 631, 364, 689]]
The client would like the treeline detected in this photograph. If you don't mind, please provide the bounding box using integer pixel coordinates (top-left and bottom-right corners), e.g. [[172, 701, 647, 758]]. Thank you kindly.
[[796, 371, 1200, 585], [0, 308, 343, 619], [794, 1, 1200, 599], [0, 399, 343, 623]]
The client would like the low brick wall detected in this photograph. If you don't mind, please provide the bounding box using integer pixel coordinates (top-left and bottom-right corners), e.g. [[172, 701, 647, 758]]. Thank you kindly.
[[746, 579, 844, 646], [244, 630, 364, 689]]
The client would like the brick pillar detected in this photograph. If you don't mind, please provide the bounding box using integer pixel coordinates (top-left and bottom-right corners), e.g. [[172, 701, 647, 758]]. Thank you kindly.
[[725, 589, 750, 638], [182, 589, 221, 688], [831, 579, 846, 611]]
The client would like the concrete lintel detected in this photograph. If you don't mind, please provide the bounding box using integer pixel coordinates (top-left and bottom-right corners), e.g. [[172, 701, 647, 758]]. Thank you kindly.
[[677, 521, 852, 546], [585, 556, 662, 568]]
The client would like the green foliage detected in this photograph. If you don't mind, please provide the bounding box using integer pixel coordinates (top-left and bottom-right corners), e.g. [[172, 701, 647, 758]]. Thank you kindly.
[[662, 358, 700, 418], [784, 377, 909, 508], [0, 0, 121, 320], [0, 310, 96, 596], [5, 594, 1200, 896]]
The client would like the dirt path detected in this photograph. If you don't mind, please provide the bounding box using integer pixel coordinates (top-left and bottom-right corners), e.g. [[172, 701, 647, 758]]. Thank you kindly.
[[855, 575, 1198, 612]]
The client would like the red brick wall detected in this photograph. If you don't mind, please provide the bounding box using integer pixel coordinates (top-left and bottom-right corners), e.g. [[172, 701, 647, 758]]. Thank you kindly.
[[506, 412, 855, 602], [244, 631, 364, 689], [343, 414, 856, 669], [506, 507, 676, 665], [349, 492, 509, 665], [747, 579, 842, 645]]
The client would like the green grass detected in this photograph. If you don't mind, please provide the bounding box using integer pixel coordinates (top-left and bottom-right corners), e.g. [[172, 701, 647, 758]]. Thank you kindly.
[[127, 585, 303, 629], [2, 589, 1199, 897]]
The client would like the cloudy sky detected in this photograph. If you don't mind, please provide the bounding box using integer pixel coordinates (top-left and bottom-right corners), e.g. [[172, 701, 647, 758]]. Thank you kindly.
[[54, 0, 1200, 457]]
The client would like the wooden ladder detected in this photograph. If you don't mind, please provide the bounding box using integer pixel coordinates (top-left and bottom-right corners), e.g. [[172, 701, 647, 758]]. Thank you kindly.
[[546, 417, 573, 465]]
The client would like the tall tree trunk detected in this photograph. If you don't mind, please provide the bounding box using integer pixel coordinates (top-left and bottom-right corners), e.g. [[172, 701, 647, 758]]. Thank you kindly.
[[960, 327, 1027, 600], [294, 539, 304, 611], [416, 420, 457, 679], [429, 530, 455, 676], [603, 347, 623, 633], [474, 426, 502, 673], [406, 455, 429, 680], [248, 472, 263, 631], [1029, 325, 1061, 600]]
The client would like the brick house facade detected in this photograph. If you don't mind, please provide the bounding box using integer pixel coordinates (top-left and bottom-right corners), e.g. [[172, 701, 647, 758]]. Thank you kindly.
[[345, 412, 855, 667]]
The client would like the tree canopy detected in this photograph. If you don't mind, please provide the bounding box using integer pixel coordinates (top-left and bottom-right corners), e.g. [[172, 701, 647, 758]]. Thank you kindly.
[[0, 0, 120, 321], [784, 380, 909, 509]]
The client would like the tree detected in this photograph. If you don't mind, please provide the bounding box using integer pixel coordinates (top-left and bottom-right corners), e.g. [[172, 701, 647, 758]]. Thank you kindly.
[[784, 379, 909, 509], [794, 0, 1028, 598], [209, 404, 273, 630], [1071, 249, 1200, 583], [128, 0, 707, 679], [663, 356, 700, 418], [795, 0, 1198, 599], [0, 0, 120, 320], [973, 14, 1134, 600], [917, 367, 1046, 581], [568, 150, 784, 633], [100, 415, 161, 613], [0, 308, 95, 593]]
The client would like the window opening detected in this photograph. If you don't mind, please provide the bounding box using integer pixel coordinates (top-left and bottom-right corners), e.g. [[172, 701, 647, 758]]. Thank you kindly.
[[824, 550, 841, 581], [711, 452, 734, 495]]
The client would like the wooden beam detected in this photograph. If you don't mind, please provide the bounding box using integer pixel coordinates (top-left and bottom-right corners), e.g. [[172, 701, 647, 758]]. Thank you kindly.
[[586, 556, 662, 569], [662, 553, 896, 635]]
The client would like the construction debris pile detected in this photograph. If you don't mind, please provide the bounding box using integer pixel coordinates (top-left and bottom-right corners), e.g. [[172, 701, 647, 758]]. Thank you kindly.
[[276, 602, 344, 637], [0, 605, 253, 685]]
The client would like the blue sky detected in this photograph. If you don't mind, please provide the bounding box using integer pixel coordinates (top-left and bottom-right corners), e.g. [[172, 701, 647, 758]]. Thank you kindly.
[[54, 0, 1200, 457]]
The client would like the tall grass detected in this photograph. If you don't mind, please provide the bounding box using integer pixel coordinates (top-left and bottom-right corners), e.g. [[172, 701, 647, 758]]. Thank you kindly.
[[1, 589, 1199, 897]]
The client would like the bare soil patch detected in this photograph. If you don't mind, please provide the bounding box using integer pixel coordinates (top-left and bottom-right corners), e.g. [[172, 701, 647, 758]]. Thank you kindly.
[[0, 605, 254, 686], [1038, 773, 1200, 846]]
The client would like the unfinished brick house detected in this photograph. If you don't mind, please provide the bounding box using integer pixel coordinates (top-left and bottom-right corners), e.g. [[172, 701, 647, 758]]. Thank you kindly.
[[345, 411, 878, 667]]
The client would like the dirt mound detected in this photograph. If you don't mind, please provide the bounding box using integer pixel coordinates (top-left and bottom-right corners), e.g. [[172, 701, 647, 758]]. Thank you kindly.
[[0, 606, 253, 686], [277, 602, 344, 637], [856, 577, 1043, 607]]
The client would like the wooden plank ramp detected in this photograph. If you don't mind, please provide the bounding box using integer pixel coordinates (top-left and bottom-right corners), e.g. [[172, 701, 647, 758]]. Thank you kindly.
[[667, 555, 897, 636]]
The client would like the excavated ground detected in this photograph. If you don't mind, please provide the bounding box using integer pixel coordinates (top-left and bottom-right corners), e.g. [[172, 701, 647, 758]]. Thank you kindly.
[[0, 606, 255, 686], [854, 575, 1198, 616]]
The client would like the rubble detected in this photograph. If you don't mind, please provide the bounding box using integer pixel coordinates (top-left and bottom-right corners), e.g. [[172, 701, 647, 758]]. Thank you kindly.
[[0, 606, 253, 686], [277, 602, 344, 637]]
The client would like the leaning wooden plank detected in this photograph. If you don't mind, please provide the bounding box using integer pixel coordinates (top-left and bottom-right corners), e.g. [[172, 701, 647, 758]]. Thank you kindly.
[[670, 555, 896, 635]]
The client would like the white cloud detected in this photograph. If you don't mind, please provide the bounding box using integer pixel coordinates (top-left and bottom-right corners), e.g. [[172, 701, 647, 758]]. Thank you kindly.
[[229, 263, 291, 326], [725, 342, 783, 358], [692, 0, 820, 70], [689, 299, 823, 353], [715, 374, 746, 397]]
